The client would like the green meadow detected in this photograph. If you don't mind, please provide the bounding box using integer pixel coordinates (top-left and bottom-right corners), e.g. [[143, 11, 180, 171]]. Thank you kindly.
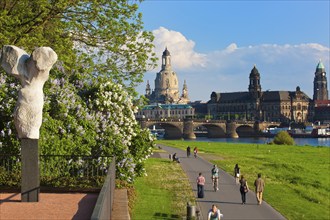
[[131, 157, 196, 219], [157, 140, 330, 220]]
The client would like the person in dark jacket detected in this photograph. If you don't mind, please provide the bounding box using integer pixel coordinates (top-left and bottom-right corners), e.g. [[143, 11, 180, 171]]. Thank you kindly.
[[234, 164, 240, 184], [239, 175, 249, 204]]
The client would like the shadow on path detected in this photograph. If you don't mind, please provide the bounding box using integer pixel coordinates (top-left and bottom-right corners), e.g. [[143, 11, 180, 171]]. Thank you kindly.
[[72, 193, 98, 220], [0, 193, 21, 203]]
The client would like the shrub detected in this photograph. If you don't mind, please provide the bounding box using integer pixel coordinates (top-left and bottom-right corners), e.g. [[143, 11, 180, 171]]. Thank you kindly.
[[273, 131, 295, 145]]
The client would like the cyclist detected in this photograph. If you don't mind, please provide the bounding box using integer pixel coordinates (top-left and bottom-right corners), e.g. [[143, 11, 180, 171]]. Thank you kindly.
[[211, 164, 219, 191]]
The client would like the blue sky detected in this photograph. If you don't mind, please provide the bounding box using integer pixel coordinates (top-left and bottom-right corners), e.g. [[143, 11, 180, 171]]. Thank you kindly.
[[137, 0, 330, 102]]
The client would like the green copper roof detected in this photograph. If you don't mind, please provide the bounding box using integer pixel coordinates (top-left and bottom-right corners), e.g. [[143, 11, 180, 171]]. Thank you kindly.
[[316, 61, 325, 69]]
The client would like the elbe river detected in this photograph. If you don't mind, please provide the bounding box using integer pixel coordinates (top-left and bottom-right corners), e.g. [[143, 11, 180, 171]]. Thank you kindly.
[[185, 137, 330, 147]]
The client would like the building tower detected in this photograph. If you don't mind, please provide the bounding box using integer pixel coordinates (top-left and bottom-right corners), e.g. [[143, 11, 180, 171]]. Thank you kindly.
[[153, 48, 180, 103], [145, 80, 151, 97], [248, 65, 262, 120], [313, 60, 328, 100], [178, 80, 190, 103], [248, 65, 262, 99]]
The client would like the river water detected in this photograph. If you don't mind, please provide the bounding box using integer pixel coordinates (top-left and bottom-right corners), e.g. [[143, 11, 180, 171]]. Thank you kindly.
[[185, 137, 330, 147]]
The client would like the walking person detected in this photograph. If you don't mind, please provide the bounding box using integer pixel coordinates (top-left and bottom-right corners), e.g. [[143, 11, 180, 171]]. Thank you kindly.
[[207, 204, 223, 220], [187, 146, 191, 157], [193, 147, 198, 158], [211, 164, 219, 191], [239, 175, 249, 204], [196, 172, 205, 198], [254, 173, 265, 205], [234, 164, 240, 184]]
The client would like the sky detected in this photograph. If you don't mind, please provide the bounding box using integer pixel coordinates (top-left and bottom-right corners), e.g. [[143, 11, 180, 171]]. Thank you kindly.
[[136, 0, 330, 102]]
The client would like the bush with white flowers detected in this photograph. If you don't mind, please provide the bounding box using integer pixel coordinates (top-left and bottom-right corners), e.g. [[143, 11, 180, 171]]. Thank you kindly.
[[0, 70, 155, 184]]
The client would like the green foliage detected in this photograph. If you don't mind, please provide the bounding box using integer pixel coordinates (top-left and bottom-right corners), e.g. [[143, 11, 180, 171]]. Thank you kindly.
[[0, 0, 157, 91], [273, 131, 295, 145], [0, 0, 156, 184], [0, 166, 21, 187], [158, 140, 330, 220]]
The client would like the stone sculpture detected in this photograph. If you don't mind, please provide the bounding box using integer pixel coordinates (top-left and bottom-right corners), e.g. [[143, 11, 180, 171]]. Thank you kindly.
[[1, 45, 57, 139]]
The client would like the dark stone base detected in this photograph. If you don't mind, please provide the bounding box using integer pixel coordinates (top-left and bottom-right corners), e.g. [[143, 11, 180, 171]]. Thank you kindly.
[[21, 139, 40, 202]]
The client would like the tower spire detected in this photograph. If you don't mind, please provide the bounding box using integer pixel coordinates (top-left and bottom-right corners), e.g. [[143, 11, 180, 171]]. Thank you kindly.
[[313, 61, 328, 100], [249, 65, 261, 99], [145, 80, 151, 96]]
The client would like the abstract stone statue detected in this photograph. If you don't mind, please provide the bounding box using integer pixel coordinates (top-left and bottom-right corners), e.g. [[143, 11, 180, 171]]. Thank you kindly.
[[1, 45, 58, 139]]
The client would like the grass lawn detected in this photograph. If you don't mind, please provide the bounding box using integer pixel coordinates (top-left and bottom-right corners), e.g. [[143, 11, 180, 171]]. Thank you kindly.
[[157, 140, 330, 220], [130, 157, 196, 220]]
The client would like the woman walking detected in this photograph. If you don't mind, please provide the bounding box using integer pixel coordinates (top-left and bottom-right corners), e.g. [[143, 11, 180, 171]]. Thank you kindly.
[[234, 164, 240, 184], [196, 172, 205, 198], [239, 175, 249, 204]]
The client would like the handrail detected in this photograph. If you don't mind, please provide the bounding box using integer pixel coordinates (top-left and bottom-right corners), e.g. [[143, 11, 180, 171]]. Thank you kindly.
[[91, 156, 116, 220]]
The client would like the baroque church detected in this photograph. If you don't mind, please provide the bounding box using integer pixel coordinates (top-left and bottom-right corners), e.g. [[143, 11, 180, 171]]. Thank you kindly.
[[207, 61, 329, 123], [145, 48, 189, 104], [135, 48, 193, 120]]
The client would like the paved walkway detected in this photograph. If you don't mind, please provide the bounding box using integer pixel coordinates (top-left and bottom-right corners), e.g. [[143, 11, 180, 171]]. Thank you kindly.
[[158, 144, 286, 220], [0, 192, 98, 219]]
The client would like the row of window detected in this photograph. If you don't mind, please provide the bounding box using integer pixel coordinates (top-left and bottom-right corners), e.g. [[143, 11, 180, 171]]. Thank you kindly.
[[136, 109, 194, 116], [209, 103, 309, 112]]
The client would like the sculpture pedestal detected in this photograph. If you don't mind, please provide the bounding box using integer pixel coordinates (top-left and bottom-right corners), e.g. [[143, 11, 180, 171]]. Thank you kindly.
[[21, 139, 40, 202]]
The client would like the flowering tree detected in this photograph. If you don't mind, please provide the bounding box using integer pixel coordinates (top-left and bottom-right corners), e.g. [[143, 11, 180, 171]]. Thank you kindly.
[[0, 0, 156, 183], [0, 70, 154, 182]]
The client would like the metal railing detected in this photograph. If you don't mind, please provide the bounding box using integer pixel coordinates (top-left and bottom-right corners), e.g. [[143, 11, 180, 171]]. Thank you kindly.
[[0, 154, 113, 185]]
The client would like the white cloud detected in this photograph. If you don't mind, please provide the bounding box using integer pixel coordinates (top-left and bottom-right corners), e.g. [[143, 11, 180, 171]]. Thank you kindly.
[[139, 27, 330, 102], [152, 27, 206, 69]]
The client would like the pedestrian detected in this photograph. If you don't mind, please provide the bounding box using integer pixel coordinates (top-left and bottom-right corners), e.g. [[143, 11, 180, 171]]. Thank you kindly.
[[196, 172, 205, 198], [193, 147, 198, 158], [234, 164, 240, 184], [187, 146, 191, 157], [207, 204, 223, 220], [211, 164, 219, 191], [254, 173, 265, 205], [239, 175, 249, 204]]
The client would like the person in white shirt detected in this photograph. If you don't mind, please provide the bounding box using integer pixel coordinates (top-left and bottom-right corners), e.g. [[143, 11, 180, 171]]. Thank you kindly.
[[207, 204, 223, 220]]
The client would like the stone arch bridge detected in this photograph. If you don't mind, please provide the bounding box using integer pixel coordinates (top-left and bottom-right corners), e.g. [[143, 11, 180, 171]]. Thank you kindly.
[[138, 118, 280, 139]]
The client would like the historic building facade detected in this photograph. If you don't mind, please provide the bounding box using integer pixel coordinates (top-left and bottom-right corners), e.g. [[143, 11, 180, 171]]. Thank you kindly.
[[207, 65, 313, 123], [140, 48, 328, 123], [135, 103, 195, 119], [145, 48, 190, 104]]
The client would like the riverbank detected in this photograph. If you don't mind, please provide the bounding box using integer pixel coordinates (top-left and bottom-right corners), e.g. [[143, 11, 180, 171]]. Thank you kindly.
[[184, 136, 330, 147], [157, 140, 330, 220]]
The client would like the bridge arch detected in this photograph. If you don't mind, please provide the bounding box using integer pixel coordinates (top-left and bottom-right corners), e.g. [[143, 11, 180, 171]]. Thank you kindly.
[[146, 122, 183, 139], [193, 123, 226, 138], [236, 125, 255, 137]]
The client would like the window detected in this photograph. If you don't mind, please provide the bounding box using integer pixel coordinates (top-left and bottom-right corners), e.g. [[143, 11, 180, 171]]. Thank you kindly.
[[297, 104, 301, 110]]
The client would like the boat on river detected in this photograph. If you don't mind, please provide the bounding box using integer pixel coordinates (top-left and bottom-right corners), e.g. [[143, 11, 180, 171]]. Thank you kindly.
[[310, 128, 330, 138]]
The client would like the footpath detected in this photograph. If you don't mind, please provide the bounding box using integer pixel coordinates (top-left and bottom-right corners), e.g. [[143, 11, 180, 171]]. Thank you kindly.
[[157, 144, 286, 220]]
